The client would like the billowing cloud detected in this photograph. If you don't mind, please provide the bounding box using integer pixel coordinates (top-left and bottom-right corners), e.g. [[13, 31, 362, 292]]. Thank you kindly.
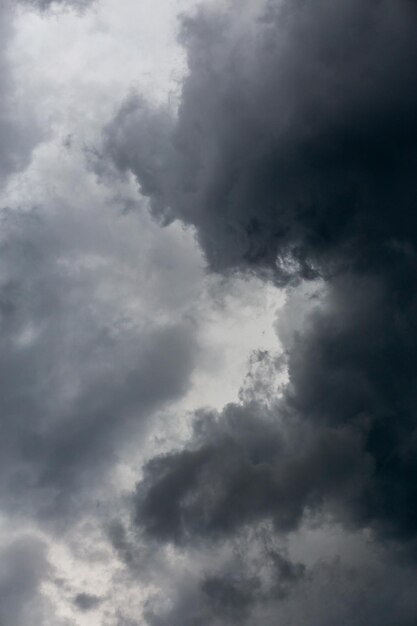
[[127, 280, 417, 621], [105, 0, 417, 542], [3, 0, 417, 624], [101, 1, 417, 624], [0, 198, 198, 524], [135, 400, 372, 543], [104, 0, 417, 282]]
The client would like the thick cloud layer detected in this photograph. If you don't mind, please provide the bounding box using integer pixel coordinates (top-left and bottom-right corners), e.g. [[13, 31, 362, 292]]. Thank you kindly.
[[135, 400, 371, 543], [143, 548, 417, 626], [104, 0, 417, 281], [102, 0, 417, 624], [131, 307, 417, 623], [107, 0, 417, 537], [3, 0, 417, 623]]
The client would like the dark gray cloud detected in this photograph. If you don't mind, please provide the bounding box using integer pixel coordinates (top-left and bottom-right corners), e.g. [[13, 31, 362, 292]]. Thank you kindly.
[[143, 533, 305, 626], [131, 276, 417, 621], [280, 273, 417, 545], [135, 402, 372, 543], [73, 592, 102, 612], [103, 0, 417, 283], [273, 555, 417, 626], [134, 268, 417, 546], [104, 0, 417, 543], [101, 1, 417, 623], [145, 576, 256, 626], [3, 0, 417, 623], [144, 552, 417, 626]]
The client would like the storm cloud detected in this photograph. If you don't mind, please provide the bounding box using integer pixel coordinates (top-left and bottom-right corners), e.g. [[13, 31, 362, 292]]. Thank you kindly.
[[101, 0, 417, 624], [104, 0, 417, 282], [105, 0, 417, 535], [135, 400, 372, 543], [3, 0, 417, 623]]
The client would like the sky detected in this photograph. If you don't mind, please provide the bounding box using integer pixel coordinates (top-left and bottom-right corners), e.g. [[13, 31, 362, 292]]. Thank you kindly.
[[1, 0, 417, 625]]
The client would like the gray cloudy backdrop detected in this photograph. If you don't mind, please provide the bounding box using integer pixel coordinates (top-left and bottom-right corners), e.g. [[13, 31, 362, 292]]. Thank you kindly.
[[1, 0, 417, 624]]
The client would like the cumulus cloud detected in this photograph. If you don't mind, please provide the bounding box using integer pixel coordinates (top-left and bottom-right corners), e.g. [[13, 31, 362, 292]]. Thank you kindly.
[[0, 196, 198, 524], [101, 0, 417, 623], [0, 0, 95, 190], [105, 0, 417, 542], [135, 400, 372, 543], [3, 0, 417, 623], [103, 0, 417, 281], [127, 278, 417, 622]]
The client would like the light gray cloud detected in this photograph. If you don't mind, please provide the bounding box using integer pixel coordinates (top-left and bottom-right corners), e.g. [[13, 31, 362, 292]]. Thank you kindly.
[[22, 0, 95, 11], [0, 203, 198, 524], [0, 1, 201, 623], [0, 536, 53, 626], [0, 3, 43, 188], [0, 0, 96, 191]]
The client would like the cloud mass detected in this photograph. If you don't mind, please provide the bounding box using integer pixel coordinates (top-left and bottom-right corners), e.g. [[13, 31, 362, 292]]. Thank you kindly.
[[103, 0, 417, 624], [2, 0, 417, 624]]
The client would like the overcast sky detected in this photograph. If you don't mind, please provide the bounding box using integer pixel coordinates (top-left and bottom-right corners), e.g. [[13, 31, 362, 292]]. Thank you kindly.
[[1, 1, 417, 625]]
